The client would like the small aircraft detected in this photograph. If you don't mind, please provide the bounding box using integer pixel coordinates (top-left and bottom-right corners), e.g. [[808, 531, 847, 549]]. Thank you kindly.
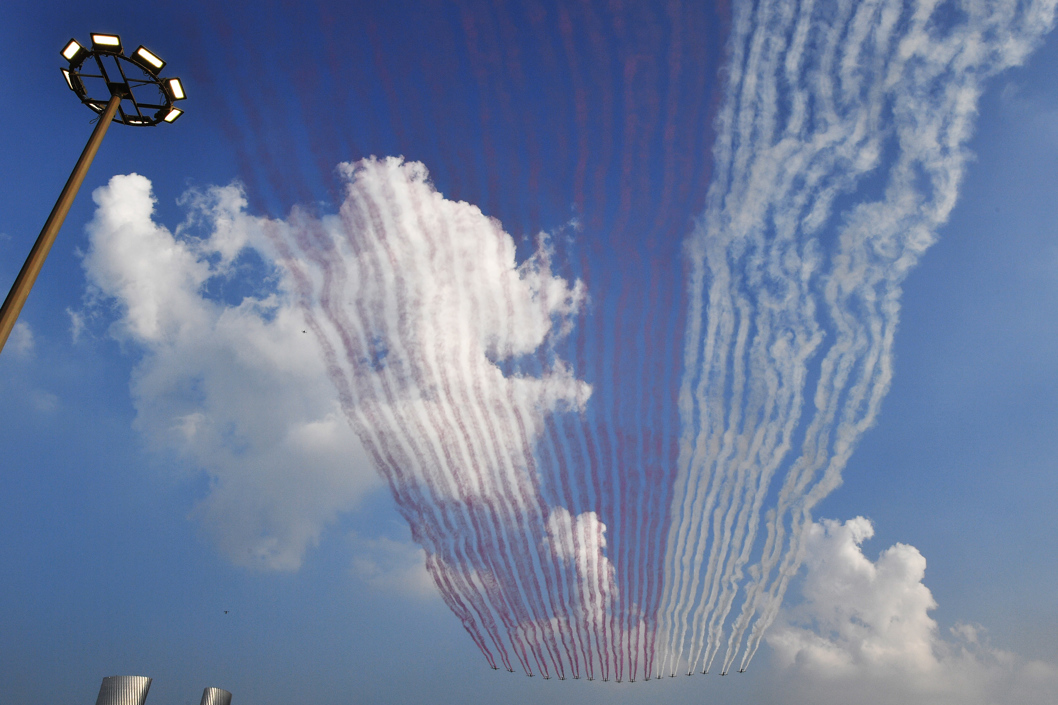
[[720, 671, 727, 676], [505, 667, 514, 673], [490, 665, 497, 670], [738, 668, 746, 673]]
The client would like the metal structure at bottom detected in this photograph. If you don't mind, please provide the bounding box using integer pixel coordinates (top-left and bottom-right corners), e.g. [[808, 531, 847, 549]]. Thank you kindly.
[[94, 675, 152, 705], [200, 687, 233, 705]]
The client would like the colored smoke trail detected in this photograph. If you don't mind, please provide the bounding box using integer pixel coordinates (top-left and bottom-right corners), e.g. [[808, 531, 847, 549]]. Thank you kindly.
[[180, 0, 1057, 684], [658, 0, 1056, 679], [274, 157, 625, 679]]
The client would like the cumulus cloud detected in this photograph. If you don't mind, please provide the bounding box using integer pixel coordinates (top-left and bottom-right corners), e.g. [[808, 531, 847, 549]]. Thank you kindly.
[[767, 517, 1058, 705], [82, 173, 380, 571], [79, 161, 589, 595]]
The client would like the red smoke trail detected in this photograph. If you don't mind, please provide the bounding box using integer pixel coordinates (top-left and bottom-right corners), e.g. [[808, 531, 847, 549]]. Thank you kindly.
[[436, 270, 562, 679], [578, 0, 618, 234], [458, 2, 506, 221], [305, 185, 528, 673], [395, 178, 572, 678], [538, 428, 591, 678], [521, 265, 591, 677], [631, 4, 687, 676], [186, 0, 728, 679], [428, 553, 498, 667], [345, 184, 552, 674], [301, 217, 511, 667], [552, 4, 624, 679], [491, 0, 543, 235], [616, 4, 666, 674], [275, 214, 515, 671], [449, 10, 589, 670]]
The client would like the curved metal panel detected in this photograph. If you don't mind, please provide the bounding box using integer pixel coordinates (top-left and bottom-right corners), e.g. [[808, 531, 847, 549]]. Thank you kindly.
[[94, 675, 152, 705], [200, 687, 232, 705]]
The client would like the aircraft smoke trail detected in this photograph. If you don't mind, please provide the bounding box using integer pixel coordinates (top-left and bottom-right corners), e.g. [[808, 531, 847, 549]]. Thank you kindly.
[[273, 157, 623, 678], [658, 0, 1056, 679], [180, 0, 1056, 685]]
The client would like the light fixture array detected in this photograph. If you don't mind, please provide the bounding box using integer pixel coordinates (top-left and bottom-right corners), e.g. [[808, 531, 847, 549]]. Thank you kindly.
[[60, 34, 186, 126]]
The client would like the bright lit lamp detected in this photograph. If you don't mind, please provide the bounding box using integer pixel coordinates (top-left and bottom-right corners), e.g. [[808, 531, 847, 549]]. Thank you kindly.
[[132, 45, 166, 74], [90, 33, 123, 54], [166, 77, 186, 101], [61, 38, 87, 64]]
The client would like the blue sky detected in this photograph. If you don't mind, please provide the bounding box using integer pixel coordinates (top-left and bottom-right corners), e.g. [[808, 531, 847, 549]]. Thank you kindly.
[[2, 1, 1057, 704]]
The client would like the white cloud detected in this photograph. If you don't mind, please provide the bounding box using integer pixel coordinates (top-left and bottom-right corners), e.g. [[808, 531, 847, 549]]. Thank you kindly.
[[82, 173, 381, 571], [79, 161, 590, 590], [66, 307, 85, 344], [8, 320, 34, 357], [767, 517, 1058, 705], [350, 533, 436, 598]]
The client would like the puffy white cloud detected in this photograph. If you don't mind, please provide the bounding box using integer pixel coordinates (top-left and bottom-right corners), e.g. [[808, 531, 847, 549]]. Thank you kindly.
[[767, 517, 1058, 705], [82, 173, 380, 571], [79, 161, 590, 588]]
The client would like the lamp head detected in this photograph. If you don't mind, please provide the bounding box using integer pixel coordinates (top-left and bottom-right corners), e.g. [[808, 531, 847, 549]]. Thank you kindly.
[[61, 39, 88, 65], [132, 45, 166, 75], [90, 33, 123, 54]]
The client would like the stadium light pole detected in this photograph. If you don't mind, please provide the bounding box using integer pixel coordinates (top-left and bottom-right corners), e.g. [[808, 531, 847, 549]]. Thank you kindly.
[[0, 33, 187, 355]]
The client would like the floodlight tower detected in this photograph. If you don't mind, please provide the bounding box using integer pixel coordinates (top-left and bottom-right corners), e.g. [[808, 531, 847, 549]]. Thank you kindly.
[[0, 33, 187, 354]]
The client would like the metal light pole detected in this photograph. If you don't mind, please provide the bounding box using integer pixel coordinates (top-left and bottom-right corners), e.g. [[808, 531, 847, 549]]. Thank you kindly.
[[0, 33, 187, 354]]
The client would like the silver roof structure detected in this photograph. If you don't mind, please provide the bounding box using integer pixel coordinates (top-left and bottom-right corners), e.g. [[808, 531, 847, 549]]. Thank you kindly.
[[94, 676, 152, 705], [200, 687, 232, 705]]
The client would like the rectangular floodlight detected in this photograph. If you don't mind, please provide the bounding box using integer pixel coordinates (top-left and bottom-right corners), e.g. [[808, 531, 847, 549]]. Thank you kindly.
[[61, 39, 86, 63], [61, 67, 75, 90], [133, 45, 166, 74], [166, 77, 186, 100], [91, 33, 123, 53], [163, 108, 183, 123]]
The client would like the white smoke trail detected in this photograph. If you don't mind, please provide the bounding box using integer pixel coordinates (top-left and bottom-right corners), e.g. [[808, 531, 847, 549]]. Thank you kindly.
[[660, 0, 1055, 679]]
